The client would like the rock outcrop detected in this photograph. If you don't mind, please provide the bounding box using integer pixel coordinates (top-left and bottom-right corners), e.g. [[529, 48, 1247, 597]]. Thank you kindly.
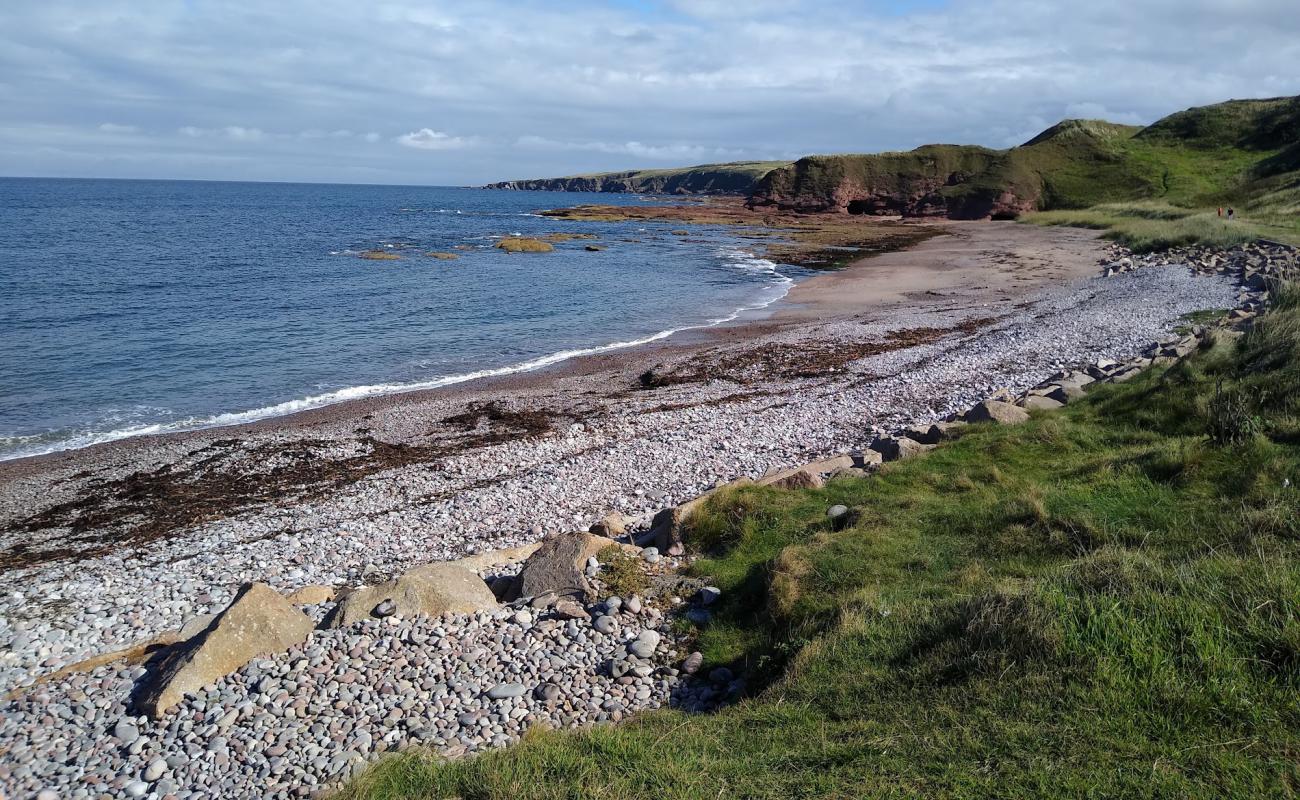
[[513, 532, 615, 601], [325, 563, 498, 628], [963, 400, 1031, 425], [139, 583, 314, 716]]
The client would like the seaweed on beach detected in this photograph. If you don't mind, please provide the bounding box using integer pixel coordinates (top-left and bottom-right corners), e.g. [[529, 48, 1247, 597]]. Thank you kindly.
[[439, 401, 564, 441], [3, 404, 569, 573], [637, 318, 999, 388]]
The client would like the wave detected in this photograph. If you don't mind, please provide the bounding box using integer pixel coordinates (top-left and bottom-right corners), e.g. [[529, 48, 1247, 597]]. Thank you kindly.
[[0, 249, 796, 462]]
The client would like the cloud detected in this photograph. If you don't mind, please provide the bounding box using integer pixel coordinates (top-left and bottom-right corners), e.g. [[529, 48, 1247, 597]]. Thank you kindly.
[[0, 0, 1296, 184], [516, 135, 744, 162], [396, 128, 472, 150], [222, 126, 264, 141]]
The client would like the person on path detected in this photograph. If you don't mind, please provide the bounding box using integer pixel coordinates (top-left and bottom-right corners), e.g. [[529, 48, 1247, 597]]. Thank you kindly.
[[1227, 207, 1235, 220], [1218, 207, 1223, 217]]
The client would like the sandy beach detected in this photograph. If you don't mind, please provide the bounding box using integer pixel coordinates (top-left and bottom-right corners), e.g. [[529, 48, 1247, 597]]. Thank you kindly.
[[0, 215, 1241, 797]]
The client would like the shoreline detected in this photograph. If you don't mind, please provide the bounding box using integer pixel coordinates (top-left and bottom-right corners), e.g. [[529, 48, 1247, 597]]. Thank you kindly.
[[0, 216, 1065, 477], [0, 202, 907, 476]]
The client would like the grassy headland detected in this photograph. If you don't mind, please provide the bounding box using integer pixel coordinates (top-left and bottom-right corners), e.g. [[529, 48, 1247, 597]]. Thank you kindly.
[[752, 97, 1300, 222], [484, 161, 792, 195], [341, 287, 1300, 798]]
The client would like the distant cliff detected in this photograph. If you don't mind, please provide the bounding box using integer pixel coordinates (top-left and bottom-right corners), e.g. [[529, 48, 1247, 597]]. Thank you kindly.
[[484, 161, 790, 195]]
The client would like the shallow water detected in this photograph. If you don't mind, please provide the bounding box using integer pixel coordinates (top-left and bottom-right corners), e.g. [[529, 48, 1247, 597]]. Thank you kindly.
[[0, 179, 804, 459]]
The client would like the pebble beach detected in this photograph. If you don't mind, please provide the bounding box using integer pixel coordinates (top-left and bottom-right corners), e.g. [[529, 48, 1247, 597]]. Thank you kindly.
[[0, 220, 1246, 799]]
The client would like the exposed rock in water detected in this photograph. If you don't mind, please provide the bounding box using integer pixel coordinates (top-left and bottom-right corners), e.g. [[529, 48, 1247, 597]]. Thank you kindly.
[[495, 238, 555, 253]]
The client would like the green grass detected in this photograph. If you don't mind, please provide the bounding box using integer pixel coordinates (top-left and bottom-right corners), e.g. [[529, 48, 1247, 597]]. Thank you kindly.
[[1024, 202, 1286, 252], [341, 290, 1300, 799], [597, 545, 649, 598], [753, 95, 1300, 231]]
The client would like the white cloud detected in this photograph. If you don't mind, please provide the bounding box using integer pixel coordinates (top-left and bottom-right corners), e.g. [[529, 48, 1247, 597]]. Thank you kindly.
[[0, 0, 1296, 183], [396, 128, 471, 150], [223, 125, 264, 141], [516, 135, 743, 162], [97, 122, 139, 134]]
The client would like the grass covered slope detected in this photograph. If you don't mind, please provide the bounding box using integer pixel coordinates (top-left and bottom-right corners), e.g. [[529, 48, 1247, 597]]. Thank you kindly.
[[750, 96, 1300, 220], [342, 293, 1300, 799], [484, 161, 791, 195]]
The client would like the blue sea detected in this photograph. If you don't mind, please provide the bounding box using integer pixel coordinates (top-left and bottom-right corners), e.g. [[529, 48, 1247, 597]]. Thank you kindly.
[[0, 178, 804, 460]]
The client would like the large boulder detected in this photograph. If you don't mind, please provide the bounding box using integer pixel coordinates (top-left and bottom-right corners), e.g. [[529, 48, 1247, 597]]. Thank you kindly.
[[325, 563, 498, 628], [139, 583, 313, 717], [589, 512, 629, 538], [761, 468, 824, 491], [869, 435, 934, 462], [902, 421, 965, 445], [1020, 395, 1065, 411], [963, 400, 1029, 425], [513, 532, 613, 601]]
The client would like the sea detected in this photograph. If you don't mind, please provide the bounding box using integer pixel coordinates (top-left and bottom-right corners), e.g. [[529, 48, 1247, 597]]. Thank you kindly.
[[0, 178, 806, 461]]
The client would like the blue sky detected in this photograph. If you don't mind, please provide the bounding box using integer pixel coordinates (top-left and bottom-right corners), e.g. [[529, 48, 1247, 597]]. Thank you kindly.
[[0, 0, 1296, 185]]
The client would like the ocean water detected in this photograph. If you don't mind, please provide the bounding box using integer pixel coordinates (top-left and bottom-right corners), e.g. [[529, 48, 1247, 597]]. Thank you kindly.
[[0, 178, 805, 460]]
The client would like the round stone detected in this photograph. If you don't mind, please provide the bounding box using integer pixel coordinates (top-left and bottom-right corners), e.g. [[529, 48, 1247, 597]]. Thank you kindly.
[[699, 586, 721, 606], [534, 683, 562, 702], [486, 683, 526, 700], [592, 615, 617, 634], [124, 781, 149, 798], [512, 609, 533, 626], [827, 504, 849, 519], [373, 599, 397, 618], [682, 652, 704, 674], [629, 639, 655, 658], [112, 719, 140, 746], [144, 758, 167, 781]]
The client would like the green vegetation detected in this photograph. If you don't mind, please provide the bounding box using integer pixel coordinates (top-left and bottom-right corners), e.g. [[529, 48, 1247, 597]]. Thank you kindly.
[[1174, 308, 1232, 335], [1025, 202, 1278, 252], [341, 292, 1300, 799], [596, 545, 650, 599], [751, 96, 1300, 236]]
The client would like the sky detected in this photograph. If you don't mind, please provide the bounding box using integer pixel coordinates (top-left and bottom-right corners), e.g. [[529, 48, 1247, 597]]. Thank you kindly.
[[1, 0, 1297, 186]]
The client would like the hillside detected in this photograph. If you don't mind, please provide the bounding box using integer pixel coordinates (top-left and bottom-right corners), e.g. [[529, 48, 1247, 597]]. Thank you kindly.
[[748, 96, 1300, 218], [484, 161, 791, 195]]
